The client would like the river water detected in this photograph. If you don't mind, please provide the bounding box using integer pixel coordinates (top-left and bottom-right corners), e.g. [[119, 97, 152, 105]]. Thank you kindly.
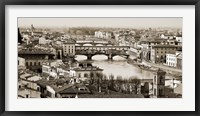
[[75, 53, 176, 81]]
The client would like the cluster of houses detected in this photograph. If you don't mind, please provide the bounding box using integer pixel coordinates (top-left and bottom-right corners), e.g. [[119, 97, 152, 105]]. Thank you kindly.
[[18, 56, 104, 98]]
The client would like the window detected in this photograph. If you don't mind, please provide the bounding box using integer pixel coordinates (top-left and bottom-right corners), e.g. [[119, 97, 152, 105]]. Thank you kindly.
[[84, 73, 88, 77], [159, 76, 164, 84], [30, 62, 32, 66], [37, 87, 40, 91], [26, 62, 28, 66], [34, 62, 36, 66], [26, 94, 29, 98]]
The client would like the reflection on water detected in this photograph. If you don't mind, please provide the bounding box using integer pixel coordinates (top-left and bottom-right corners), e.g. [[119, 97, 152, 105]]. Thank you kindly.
[[75, 55, 175, 80]]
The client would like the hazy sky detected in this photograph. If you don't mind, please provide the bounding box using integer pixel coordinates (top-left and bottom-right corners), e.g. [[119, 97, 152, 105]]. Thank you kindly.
[[18, 18, 182, 28]]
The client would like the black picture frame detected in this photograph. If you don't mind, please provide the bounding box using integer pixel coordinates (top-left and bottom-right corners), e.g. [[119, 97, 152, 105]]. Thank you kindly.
[[0, 0, 199, 115]]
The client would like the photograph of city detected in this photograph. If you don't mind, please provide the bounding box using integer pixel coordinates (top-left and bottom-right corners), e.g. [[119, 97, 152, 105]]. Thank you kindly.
[[18, 18, 182, 98]]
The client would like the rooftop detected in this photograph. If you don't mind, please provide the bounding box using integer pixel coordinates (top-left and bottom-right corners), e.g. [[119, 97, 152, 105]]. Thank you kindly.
[[18, 48, 53, 55], [63, 39, 76, 44], [157, 68, 166, 74], [152, 45, 182, 48], [58, 84, 90, 94], [26, 75, 42, 82], [176, 53, 182, 59], [36, 78, 68, 88], [73, 66, 103, 71], [19, 73, 32, 79]]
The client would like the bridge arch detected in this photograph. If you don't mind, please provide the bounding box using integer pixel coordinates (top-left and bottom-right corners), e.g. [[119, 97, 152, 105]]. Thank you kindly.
[[83, 44, 93, 46], [91, 54, 108, 60], [95, 44, 104, 46], [112, 55, 129, 60], [75, 44, 81, 46], [75, 55, 87, 60]]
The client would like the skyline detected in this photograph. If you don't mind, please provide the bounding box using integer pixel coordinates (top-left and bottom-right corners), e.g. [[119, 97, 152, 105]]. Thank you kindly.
[[18, 17, 182, 29]]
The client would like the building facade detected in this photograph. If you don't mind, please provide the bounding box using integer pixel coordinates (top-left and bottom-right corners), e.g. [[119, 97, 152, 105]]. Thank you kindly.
[[63, 39, 76, 56], [176, 51, 182, 69], [94, 31, 112, 39], [150, 45, 182, 64], [141, 44, 151, 61], [18, 48, 54, 72], [39, 37, 46, 44], [18, 57, 26, 67], [42, 60, 69, 78], [72, 62, 103, 79], [166, 53, 177, 67], [153, 69, 166, 98]]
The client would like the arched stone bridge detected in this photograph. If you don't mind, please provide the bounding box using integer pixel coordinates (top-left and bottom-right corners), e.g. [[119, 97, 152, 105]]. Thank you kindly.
[[75, 40, 114, 46], [75, 46, 130, 60]]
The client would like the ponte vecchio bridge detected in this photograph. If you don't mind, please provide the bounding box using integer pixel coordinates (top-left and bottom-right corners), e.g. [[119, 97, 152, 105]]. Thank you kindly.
[[75, 46, 130, 60], [75, 40, 114, 46]]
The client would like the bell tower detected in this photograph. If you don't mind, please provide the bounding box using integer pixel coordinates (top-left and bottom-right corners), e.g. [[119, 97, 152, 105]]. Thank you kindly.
[[153, 68, 166, 98]]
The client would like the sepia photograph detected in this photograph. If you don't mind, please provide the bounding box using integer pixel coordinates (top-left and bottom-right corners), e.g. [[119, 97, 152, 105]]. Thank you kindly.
[[17, 17, 182, 98]]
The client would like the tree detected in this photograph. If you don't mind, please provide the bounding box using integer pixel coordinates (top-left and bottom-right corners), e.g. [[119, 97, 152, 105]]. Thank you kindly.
[[89, 72, 95, 84], [96, 72, 103, 84], [130, 77, 141, 94], [102, 74, 107, 82], [108, 74, 115, 91]]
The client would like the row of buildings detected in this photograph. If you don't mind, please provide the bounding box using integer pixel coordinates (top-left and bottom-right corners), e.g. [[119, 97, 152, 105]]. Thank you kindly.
[[138, 38, 182, 69]]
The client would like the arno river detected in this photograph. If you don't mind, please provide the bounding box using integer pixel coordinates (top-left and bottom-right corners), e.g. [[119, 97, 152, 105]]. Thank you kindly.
[[75, 53, 176, 80]]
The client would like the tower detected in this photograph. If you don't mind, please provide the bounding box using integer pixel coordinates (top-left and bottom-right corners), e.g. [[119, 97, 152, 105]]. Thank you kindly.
[[153, 68, 166, 98], [31, 24, 35, 36]]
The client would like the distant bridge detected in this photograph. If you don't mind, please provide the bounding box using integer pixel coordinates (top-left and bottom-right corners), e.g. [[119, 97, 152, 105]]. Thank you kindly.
[[75, 40, 114, 46], [75, 46, 130, 60]]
